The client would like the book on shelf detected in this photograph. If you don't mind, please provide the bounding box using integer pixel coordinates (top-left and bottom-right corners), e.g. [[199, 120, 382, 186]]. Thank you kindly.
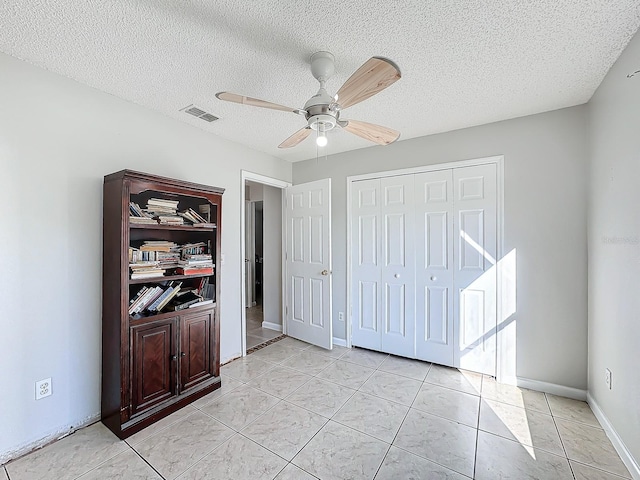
[[188, 299, 214, 308], [155, 282, 182, 311], [130, 217, 158, 225], [176, 266, 214, 276], [157, 215, 184, 225], [198, 204, 211, 222], [166, 291, 203, 311], [130, 270, 165, 280], [147, 198, 179, 209], [141, 281, 182, 313], [129, 201, 158, 224]]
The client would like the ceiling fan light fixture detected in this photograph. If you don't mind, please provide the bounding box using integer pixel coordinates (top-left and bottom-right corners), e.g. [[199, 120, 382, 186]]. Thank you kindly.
[[316, 130, 328, 147]]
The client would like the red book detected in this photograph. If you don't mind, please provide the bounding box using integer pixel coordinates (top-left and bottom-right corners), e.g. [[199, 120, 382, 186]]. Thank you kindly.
[[176, 267, 213, 275]]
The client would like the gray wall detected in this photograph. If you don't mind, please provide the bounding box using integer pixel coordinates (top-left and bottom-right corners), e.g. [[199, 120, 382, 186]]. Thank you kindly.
[[588, 31, 640, 464], [0, 52, 291, 462], [263, 185, 283, 326], [293, 105, 589, 389]]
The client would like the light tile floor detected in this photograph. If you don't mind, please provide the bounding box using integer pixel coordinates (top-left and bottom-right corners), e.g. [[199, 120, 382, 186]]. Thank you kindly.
[[3, 339, 632, 480], [246, 305, 282, 349]]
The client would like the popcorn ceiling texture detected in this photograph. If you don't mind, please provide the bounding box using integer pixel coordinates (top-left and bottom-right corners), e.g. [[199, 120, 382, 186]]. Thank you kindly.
[[1, 0, 639, 162]]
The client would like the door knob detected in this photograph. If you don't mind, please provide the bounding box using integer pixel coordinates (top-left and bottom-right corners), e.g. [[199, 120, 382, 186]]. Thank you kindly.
[[430, 276, 437, 281], [394, 274, 400, 279], [321, 270, 329, 276]]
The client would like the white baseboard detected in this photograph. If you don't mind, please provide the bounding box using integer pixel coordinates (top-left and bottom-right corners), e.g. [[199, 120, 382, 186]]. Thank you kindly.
[[516, 377, 587, 401], [332, 337, 347, 347], [587, 393, 640, 480], [1, 412, 100, 465], [261, 321, 282, 332]]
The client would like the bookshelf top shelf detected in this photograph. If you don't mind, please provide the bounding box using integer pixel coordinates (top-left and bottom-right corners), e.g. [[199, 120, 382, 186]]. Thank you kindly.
[[130, 223, 216, 232], [129, 272, 214, 285]]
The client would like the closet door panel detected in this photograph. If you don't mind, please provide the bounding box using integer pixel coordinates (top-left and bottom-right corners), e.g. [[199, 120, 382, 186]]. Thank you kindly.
[[453, 163, 497, 375], [415, 170, 455, 365], [351, 179, 382, 350], [380, 176, 415, 357]]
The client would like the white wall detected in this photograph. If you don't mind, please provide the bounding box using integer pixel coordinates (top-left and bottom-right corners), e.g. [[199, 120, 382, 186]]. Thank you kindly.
[[293, 106, 589, 390], [0, 53, 291, 462], [262, 185, 283, 326], [588, 31, 640, 465]]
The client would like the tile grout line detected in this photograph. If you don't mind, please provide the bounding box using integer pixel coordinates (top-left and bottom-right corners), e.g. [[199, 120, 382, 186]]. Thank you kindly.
[[125, 442, 167, 480], [371, 360, 478, 480], [472, 374, 483, 480], [546, 393, 578, 480]]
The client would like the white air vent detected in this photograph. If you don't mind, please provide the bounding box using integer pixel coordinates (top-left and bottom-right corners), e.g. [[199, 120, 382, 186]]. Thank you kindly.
[[180, 105, 219, 123]]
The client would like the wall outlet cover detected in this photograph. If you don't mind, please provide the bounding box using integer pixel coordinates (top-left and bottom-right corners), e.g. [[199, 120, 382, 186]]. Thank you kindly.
[[36, 378, 52, 400]]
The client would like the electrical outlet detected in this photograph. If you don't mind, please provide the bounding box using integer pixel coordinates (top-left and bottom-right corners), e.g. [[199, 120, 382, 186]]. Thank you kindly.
[[605, 369, 612, 390], [338, 312, 344, 322], [35, 378, 52, 400]]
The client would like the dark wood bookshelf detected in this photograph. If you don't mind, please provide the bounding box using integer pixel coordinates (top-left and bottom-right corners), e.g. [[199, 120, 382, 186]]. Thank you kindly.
[[102, 170, 224, 440]]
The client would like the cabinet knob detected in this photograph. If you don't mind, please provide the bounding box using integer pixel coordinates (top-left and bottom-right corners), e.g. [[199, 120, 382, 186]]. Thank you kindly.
[[394, 274, 400, 279], [171, 355, 177, 361], [430, 276, 437, 281], [181, 352, 186, 357]]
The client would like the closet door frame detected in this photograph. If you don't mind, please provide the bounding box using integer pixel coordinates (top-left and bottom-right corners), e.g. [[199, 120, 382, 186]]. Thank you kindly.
[[346, 155, 506, 380]]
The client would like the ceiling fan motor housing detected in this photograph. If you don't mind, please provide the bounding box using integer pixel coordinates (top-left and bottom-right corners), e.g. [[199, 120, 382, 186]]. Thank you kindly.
[[304, 87, 338, 131]]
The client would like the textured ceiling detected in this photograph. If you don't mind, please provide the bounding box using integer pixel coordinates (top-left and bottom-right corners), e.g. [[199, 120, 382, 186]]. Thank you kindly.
[[1, 1, 639, 162]]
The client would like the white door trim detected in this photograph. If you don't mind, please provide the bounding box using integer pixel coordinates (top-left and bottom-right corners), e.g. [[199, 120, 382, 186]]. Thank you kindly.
[[240, 171, 291, 357], [346, 155, 505, 378]]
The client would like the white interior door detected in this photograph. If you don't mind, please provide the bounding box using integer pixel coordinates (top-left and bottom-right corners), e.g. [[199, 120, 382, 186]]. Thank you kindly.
[[453, 164, 497, 375], [285, 179, 332, 349], [380, 176, 415, 357], [415, 170, 455, 365], [351, 179, 382, 350]]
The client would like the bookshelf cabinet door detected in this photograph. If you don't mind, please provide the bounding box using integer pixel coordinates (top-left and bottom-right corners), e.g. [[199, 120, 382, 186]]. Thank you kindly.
[[131, 319, 178, 415], [180, 310, 213, 391]]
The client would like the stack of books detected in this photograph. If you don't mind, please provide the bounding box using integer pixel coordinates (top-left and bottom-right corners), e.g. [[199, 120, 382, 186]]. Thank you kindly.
[[129, 281, 183, 316], [178, 208, 215, 228], [129, 263, 165, 280], [145, 198, 184, 225], [129, 241, 178, 278], [129, 202, 157, 224], [178, 242, 214, 275]]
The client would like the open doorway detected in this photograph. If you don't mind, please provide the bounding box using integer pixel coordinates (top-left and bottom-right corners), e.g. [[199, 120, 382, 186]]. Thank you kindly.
[[242, 175, 289, 354]]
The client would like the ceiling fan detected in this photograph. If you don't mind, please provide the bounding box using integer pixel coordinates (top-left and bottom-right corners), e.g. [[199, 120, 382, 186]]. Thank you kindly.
[[216, 52, 401, 149]]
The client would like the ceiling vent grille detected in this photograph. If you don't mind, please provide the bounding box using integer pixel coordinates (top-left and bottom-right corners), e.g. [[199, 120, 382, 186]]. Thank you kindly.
[[180, 105, 219, 123], [199, 113, 219, 122]]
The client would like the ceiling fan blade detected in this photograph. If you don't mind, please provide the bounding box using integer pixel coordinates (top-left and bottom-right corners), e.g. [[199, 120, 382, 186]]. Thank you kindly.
[[216, 92, 305, 115], [336, 57, 401, 109], [342, 120, 400, 145], [278, 127, 312, 149]]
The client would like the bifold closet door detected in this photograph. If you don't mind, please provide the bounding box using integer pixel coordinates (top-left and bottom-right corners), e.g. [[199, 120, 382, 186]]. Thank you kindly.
[[415, 170, 455, 365], [351, 179, 382, 350], [351, 176, 415, 357], [379, 176, 415, 357], [453, 163, 497, 375]]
